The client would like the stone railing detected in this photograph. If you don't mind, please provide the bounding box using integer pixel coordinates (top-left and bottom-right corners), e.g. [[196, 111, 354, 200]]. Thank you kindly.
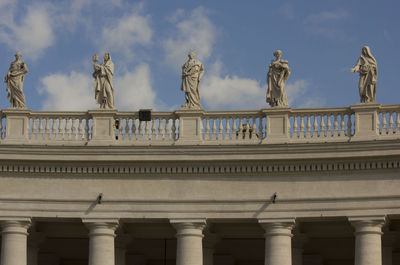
[[0, 104, 399, 145]]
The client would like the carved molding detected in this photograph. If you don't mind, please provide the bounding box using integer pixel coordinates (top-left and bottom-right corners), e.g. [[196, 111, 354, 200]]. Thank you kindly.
[[0, 159, 398, 175]]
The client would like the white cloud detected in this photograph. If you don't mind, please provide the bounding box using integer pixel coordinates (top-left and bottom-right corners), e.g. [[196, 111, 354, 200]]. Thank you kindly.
[[115, 64, 156, 110], [201, 61, 266, 110], [38, 72, 96, 111], [101, 9, 152, 57], [280, 3, 295, 19], [163, 7, 217, 71], [304, 9, 348, 24], [0, 3, 55, 60], [285, 80, 308, 106], [38, 64, 156, 111]]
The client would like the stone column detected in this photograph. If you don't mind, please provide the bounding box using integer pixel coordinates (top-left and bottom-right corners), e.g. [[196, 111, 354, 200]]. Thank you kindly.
[[259, 219, 295, 265], [170, 219, 206, 265], [83, 219, 119, 265], [203, 231, 220, 265], [350, 216, 386, 265], [0, 219, 31, 265], [292, 233, 308, 265]]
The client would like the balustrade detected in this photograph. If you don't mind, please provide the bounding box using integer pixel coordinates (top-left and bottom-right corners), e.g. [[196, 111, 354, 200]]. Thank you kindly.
[[114, 112, 178, 142], [28, 112, 91, 141], [201, 111, 264, 141], [289, 108, 354, 140], [0, 104, 398, 145]]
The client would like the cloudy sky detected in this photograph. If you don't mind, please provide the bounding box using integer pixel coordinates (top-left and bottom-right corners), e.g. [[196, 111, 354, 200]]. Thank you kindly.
[[0, 0, 398, 111]]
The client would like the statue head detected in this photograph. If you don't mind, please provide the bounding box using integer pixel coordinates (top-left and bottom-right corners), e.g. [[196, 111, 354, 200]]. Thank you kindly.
[[14, 51, 22, 60], [273, 50, 282, 59], [188, 50, 196, 59], [103, 53, 111, 61]]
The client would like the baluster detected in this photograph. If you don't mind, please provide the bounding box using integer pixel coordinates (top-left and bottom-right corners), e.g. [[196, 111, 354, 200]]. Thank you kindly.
[[164, 119, 169, 140], [116, 118, 122, 141], [211, 118, 217, 140], [333, 114, 339, 137], [326, 114, 332, 137], [137, 120, 143, 140], [32, 118, 37, 140], [218, 118, 224, 140], [59, 118, 65, 140], [85, 119, 90, 140], [340, 114, 345, 137], [158, 118, 163, 140], [124, 118, 129, 141], [171, 119, 177, 140], [145, 120, 150, 140], [45, 118, 50, 140], [389, 111, 394, 134], [258, 115, 264, 139], [381, 112, 387, 135], [66, 117, 72, 140], [205, 118, 210, 140], [313, 115, 318, 137], [252, 116, 257, 139], [300, 115, 305, 138], [238, 118, 243, 140], [72, 119, 77, 140], [78, 119, 83, 140], [347, 114, 352, 137], [293, 116, 298, 138], [0, 117, 3, 139], [320, 114, 325, 137], [225, 117, 231, 140], [232, 117, 237, 140], [306, 115, 311, 138], [151, 118, 156, 140], [52, 119, 57, 140], [397, 112, 400, 135], [376, 113, 381, 135], [130, 119, 136, 140], [39, 118, 44, 140]]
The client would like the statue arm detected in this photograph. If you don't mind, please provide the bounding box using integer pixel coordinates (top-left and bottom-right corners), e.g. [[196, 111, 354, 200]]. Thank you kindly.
[[350, 59, 361, 72]]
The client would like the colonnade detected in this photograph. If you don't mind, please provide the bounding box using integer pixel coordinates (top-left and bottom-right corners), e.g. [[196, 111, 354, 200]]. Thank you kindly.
[[0, 217, 388, 265]]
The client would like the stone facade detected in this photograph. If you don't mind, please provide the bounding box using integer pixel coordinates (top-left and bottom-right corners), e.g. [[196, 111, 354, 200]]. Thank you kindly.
[[0, 103, 399, 265]]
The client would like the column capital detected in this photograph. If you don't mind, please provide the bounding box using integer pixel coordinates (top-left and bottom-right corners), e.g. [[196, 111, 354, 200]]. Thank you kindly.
[[349, 216, 386, 235], [258, 218, 295, 236], [170, 218, 206, 229], [83, 219, 119, 238], [1, 218, 31, 236]]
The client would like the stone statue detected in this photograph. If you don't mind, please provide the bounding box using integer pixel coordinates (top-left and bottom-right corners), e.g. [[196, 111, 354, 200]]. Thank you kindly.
[[93, 53, 115, 109], [350, 46, 378, 103], [4, 52, 28, 109], [181, 50, 204, 110], [266, 50, 290, 107]]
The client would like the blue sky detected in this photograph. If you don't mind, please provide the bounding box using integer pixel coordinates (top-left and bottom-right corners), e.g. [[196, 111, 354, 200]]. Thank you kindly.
[[0, 0, 399, 111]]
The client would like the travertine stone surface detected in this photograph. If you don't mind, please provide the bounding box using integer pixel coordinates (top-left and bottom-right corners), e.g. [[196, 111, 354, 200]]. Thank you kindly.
[[93, 53, 115, 109], [266, 50, 290, 107], [181, 50, 204, 110], [4, 52, 28, 109], [84, 219, 119, 265], [0, 219, 31, 265], [259, 219, 295, 265], [350, 216, 385, 265], [351, 46, 378, 103], [171, 219, 206, 265]]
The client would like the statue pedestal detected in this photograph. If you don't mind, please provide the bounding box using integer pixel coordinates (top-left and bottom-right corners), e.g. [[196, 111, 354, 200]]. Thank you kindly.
[[2, 109, 30, 144], [261, 107, 291, 144], [88, 109, 117, 145], [350, 103, 380, 141], [174, 110, 204, 145]]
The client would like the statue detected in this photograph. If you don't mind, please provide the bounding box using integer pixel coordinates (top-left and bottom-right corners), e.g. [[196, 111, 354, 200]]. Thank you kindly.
[[181, 50, 204, 110], [266, 50, 290, 107], [93, 53, 115, 109], [350, 46, 378, 103], [4, 52, 28, 109]]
